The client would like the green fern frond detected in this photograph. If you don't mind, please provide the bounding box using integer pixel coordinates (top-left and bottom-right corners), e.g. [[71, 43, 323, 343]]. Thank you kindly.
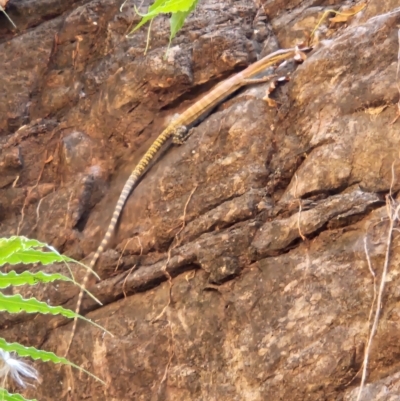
[[0, 339, 105, 384], [126, 0, 198, 47], [0, 388, 37, 401], [0, 271, 72, 288], [0, 236, 110, 395]]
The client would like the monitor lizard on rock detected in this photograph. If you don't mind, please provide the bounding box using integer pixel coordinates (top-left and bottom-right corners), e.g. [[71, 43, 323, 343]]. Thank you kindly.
[[65, 46, 310, 356]]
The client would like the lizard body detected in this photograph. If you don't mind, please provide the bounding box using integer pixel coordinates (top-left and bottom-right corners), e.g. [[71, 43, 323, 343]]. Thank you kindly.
[[65, 46, 307, 355]]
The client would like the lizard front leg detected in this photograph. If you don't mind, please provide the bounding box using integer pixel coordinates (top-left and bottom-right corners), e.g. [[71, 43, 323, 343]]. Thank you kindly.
[[172, 125, 194, 145], [241, 73, 277, 85]]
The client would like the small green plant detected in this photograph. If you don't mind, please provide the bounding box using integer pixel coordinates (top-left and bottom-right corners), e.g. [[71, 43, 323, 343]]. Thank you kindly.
[[122, 0, 199, 53], [0, 236, 107, 400]]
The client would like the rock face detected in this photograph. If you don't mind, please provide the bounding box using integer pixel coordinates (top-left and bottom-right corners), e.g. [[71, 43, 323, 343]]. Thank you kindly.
[[1, 0, 400, 400]]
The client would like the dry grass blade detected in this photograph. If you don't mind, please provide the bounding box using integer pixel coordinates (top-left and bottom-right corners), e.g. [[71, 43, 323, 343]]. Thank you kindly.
[[389, 29, 400, 125], [356, 161, 399, 401], [0, 1, 16, 29]]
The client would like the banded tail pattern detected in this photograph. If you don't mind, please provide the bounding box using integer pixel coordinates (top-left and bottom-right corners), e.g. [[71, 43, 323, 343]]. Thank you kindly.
[[64, 127, 177, 356]]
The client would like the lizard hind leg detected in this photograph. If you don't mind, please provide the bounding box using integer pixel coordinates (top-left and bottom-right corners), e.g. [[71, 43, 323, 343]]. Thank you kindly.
[[172, 125, 193, 145]]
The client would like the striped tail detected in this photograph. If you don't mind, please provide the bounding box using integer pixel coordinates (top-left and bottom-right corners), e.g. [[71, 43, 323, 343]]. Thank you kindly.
[[64, 129, 174, 356]]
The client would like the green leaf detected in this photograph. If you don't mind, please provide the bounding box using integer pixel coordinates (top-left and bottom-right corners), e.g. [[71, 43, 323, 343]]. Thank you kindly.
[[0, 236, 48, 251], [0, 271, 72, 289], [145, 0, 168, 14], [0, 236, 74, 266], [0, 293, 113, 338], [0, 338, 105, 384], [169, 11, 188, 40], [155, 0, 196, 14], [141, 0, 196, 16], [0, 270, 102, 307], [133, 0, 169, 18], [0, 293, 77, 318], [0, 236, 101, 280], [128, 12, 156, 34], [0, 338, 70, 365], [128, 0, 197, 36], [0, 388, 37, 401], [169, 0, 198, 41], [2, 249, 73, 266], [128, 0, 166, 35], [0, 236, 111, 387], [0, 237, 46, 260]]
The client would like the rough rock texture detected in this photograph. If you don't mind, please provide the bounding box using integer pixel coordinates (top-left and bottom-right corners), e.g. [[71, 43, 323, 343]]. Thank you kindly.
[[1, 0, 400, 400]]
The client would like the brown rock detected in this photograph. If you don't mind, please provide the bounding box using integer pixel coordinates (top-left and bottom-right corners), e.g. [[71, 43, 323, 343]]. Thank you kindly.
[[1, 0, 400, 400]]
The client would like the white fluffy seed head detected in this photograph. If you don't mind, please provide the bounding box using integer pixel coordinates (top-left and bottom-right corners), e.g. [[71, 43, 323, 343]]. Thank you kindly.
[[0, 350, 39, 388]]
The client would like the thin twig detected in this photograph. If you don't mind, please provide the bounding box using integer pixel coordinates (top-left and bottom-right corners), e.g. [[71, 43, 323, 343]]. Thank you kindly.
[[356, 158, 398, 399], [115, 237, 137, 272], [356, 199, 400, 401], [0, 4, 17, 28], [389, 161, 396, 199], [144, 19, 153, 55], [151, 186, 197, 397], [64, 190, 74, 230], [27, 196, 45, 236], [390, 29, 400, 125], [152, 186, 197, 322], [17, 153, 48, 235], [363, 236, 377, 334], [294, 173, 306, 241], [121, 237, 143, 298], [157, 319, 175, 395]]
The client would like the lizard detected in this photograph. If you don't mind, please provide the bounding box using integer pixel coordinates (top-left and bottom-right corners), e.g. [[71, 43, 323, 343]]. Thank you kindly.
[[64, 45, 309, 356]]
